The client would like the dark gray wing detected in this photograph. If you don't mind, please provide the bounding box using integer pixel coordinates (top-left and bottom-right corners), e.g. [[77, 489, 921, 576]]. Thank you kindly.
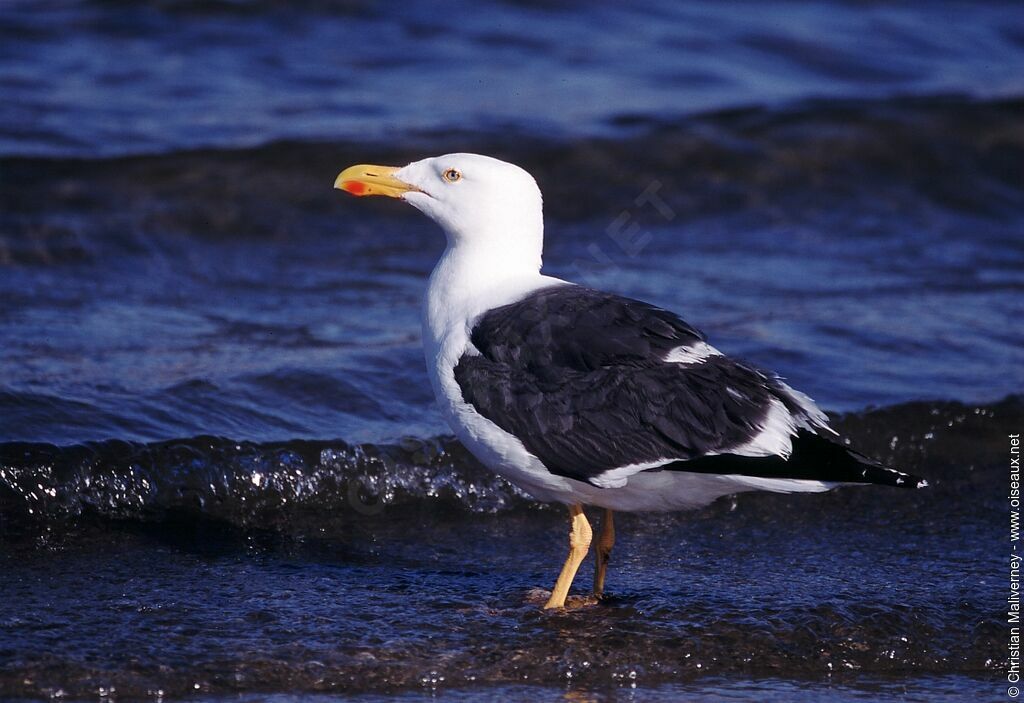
[[453, 285, 923, 489]]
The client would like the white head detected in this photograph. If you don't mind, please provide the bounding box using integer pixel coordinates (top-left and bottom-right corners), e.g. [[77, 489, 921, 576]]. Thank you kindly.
[[335, 153, 544, 275]]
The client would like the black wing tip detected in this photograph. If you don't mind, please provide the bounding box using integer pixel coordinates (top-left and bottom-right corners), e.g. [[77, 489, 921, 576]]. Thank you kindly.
[[890, 470, 930, 490], [838, 440, 928, 489], [661, 431, 930, 489], [855, 463, 929, 489]]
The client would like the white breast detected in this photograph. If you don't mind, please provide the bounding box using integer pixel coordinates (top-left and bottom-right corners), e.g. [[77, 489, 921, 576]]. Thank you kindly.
[[420, 247, 573, 500]]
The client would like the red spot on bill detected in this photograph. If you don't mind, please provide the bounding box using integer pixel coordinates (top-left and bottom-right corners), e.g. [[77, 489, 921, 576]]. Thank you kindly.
[[343, 181, 368, 196]]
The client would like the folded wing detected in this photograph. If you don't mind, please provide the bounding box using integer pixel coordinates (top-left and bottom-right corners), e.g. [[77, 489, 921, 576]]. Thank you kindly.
[[453, 285, 924, 490]]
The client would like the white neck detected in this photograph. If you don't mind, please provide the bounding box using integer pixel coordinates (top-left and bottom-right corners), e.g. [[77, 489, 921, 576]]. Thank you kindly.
[[422, 240, 551, 357]]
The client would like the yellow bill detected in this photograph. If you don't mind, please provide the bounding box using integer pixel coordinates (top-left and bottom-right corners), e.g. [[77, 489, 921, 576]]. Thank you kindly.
[[334, 164, 417, 198]]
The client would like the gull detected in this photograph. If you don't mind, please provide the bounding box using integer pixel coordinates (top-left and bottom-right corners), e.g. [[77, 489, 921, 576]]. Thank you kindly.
[[334, 154, 926, 609]]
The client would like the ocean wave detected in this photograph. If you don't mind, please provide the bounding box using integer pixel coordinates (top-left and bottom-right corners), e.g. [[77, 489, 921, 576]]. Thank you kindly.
[[2, 396, 1018, 538], [0, 434, 528, 532], [1, 96, 1019, 262]]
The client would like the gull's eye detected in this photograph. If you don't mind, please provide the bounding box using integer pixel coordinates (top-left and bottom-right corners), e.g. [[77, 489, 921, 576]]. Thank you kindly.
[[442, 168, 462, 183]]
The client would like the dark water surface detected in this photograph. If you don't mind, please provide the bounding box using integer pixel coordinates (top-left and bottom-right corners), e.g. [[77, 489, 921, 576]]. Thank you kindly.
[[0, 398, 1016, 700], [2, 0, 1023, 700]]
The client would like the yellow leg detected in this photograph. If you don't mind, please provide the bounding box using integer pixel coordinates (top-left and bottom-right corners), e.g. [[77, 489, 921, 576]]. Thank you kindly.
[[544, 504, 592, 609], [593, 509, 615, 597]]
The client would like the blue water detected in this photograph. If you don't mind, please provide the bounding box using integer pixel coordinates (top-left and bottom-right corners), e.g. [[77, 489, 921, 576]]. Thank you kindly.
[[2, 0, 1022, 157], [1, 1, 1021, 700]]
